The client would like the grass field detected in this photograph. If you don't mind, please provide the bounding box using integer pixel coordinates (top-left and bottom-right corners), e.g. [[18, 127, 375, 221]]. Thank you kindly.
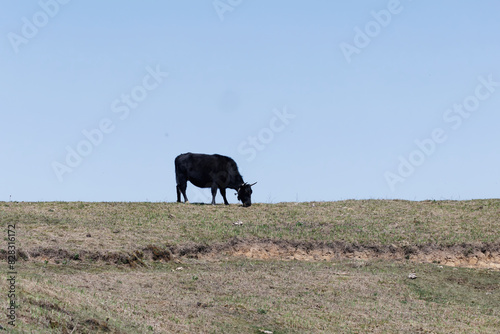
[[1, 200, 499, 333]]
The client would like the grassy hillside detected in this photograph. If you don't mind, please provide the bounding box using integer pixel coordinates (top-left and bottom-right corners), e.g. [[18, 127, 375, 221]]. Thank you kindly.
[[1, 200, 499, 333], [3, 199, 500, 251]]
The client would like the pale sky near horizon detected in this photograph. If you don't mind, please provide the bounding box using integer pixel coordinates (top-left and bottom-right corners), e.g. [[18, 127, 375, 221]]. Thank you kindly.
[[1, 1, 500, 203]]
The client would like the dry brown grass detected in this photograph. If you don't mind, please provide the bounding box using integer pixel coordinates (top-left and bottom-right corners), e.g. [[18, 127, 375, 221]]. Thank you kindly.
[[1, 200, 499, 333], [2, 259, 499, 333], [2, 199, 500, 253]]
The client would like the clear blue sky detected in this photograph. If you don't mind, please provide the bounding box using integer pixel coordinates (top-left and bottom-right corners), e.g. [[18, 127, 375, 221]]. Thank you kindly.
[[1, 1, 499, 203]]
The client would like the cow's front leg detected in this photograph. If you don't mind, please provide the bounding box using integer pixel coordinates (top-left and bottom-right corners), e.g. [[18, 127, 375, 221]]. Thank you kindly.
[[211, 184, 218, 205], [220, 188, 229, 205]]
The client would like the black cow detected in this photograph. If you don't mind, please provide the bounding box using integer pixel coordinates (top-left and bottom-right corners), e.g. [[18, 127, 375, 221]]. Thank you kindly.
[[175, 153, 256, 207]]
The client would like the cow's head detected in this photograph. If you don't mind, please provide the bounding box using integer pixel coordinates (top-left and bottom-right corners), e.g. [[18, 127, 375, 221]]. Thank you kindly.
[[237, 182, 256, 207]]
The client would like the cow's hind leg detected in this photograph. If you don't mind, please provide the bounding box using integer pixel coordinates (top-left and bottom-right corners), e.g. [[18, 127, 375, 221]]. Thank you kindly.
[[220, 188, 229, 205], [211, 184, 218, 205], [177, 182, 188, 203]]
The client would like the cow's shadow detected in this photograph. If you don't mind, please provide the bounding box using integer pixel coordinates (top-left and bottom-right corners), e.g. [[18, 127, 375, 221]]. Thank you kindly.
[[184, 202, 244, 207]]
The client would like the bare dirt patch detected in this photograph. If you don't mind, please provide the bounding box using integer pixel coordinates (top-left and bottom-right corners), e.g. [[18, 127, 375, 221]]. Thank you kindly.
[[194, 238, 500, 270], [8, 238, 500, 270]]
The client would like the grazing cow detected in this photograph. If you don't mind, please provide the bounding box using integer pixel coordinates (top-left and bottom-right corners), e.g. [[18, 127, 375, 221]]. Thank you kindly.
[[175, 153, 256, 207]]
